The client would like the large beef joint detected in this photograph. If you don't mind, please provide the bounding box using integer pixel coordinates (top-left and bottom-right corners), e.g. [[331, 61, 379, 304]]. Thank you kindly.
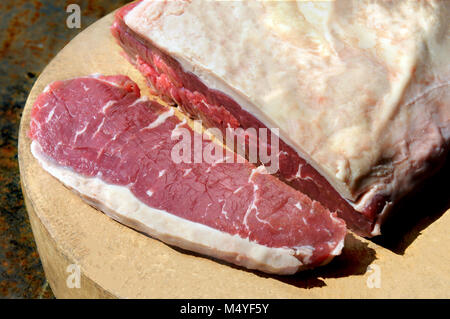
[[29, 75, 346, 274], [111, 0, 450, 237]]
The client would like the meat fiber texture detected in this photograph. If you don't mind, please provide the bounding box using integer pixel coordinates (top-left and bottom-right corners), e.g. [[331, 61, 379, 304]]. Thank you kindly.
[[111, 0, 450, 237], [29, 75, 346, 275]]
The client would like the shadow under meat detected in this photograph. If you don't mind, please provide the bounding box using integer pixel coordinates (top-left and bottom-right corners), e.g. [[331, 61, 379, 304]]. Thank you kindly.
[[271, 233, 376, 289], [370, 155, 450, 254], [118, 157, 450, 290], [167, 232, 376, 290]]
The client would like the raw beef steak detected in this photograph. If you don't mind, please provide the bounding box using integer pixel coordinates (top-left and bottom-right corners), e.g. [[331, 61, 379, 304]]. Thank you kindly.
[[111, 0, 450, 237], [29, 75, 347, 274]]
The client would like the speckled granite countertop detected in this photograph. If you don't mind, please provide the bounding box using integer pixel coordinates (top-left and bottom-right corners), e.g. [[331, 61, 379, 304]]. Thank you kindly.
[[0, 0, 130, 299]]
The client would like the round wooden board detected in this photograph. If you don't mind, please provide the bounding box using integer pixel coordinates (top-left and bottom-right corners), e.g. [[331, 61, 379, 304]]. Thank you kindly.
[[18, 12, 450, 298]]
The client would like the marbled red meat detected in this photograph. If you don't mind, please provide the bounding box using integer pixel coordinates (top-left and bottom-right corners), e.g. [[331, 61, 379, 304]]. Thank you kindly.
[[111, 2, 385, 237], [29, 75, 346, 274]]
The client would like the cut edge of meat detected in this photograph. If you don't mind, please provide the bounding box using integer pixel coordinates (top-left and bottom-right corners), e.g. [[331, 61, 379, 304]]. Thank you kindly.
[[31, 141, 345, 275], [111, 5, 386, 237]]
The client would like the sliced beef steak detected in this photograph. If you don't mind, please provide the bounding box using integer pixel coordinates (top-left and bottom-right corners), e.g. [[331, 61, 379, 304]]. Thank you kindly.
[[111, 0, 450, 237], [29, 75, 346, 274]]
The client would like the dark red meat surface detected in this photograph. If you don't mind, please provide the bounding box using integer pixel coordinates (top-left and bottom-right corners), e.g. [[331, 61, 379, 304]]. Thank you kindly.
[[111, 2, 388, 237], [29, 75, 347, 269]]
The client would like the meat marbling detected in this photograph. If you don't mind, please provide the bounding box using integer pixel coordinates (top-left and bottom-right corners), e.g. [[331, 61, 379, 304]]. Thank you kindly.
[[29, 75, 347, 274], [111, 0, 450, 237]]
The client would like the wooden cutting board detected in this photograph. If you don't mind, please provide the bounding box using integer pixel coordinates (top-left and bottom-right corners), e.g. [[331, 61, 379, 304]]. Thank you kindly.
[[18, 12, 450, 298]]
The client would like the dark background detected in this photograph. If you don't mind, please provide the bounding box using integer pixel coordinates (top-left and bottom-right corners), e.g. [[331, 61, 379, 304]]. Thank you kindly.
[[0, 0, 129, 299]]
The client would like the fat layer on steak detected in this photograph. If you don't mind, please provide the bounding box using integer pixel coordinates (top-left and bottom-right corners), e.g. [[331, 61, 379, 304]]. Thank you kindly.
[[29, 75, 346, 274], [113, 0, 450, 236]]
